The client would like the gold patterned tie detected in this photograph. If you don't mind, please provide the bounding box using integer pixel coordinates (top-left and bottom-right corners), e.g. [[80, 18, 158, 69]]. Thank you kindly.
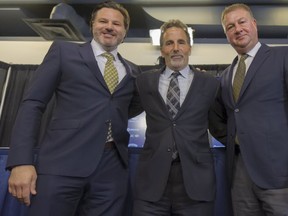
[[233, 54, 248, 102], [102, 52, 119, 93], [233, 54, 248, 145], [102, 52, 119, 142]]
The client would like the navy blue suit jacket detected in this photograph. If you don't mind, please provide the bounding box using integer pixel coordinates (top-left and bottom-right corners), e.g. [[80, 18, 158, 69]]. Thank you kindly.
[[6, 41, 142, 177], [220, 44, 288, 189], [134, 66, 220, 202]]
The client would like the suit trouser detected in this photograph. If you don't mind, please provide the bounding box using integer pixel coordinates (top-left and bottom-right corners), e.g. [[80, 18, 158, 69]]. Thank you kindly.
[[232, 152, 288, 216], [133, 161, 214, 216], [28, 146, 128, 216]]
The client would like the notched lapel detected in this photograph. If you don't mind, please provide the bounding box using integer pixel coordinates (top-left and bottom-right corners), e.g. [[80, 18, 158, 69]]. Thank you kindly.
[[150, 70, 166, 105], [175, 68, 201, 117], [239, 45, 270, 101], [78, 42, 108, 90], [228, 58, 238, 105], [145, 69, 170, 117], [114, 54, 134, 92]]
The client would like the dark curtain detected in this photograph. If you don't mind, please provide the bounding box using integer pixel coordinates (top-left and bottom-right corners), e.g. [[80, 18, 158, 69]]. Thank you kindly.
[[0, 61, 10, 105], [196, 64, 229, 77], [0, 64, 56, 147], [0, 64, 38, 147]]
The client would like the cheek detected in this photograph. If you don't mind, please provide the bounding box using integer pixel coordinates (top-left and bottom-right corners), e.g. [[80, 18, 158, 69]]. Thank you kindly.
[[225, 33, 233, 42], [160, 49, 168, 57], [92, 25, 99, 34], [116, 28, 126, 35]]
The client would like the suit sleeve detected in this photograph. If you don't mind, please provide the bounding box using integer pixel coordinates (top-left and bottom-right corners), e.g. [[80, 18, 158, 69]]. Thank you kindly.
[[208, 84, 227, 145], [6, 41, 62, 169], [128, 65, 144, 118]]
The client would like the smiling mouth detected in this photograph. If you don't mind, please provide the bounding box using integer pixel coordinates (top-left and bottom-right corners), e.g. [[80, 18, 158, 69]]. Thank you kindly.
[[103, 32, 114, 38], [236, 34, 246, 40], [171, 55, 182, 60]]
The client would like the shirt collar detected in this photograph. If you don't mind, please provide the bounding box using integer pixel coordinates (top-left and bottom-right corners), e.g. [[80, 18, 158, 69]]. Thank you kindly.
[[91, 39, 118, 60], [163, 65, 191, 79], [241, 42, 261, 59]]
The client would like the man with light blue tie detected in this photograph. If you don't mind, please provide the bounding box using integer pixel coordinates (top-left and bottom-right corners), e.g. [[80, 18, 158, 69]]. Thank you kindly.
[[133, 19, 223, 216]]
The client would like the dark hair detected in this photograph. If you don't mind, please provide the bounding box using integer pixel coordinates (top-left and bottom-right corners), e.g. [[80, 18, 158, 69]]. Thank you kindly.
[[90, 0, 130, 32], [221, 3, 254, 26], [159, 19, 191, 47]]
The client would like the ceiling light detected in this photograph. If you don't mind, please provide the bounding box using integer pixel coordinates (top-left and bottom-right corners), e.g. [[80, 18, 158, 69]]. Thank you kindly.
[[149, 27, 194, 46]]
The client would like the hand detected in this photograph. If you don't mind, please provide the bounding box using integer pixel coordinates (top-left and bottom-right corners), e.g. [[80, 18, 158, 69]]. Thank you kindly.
[[196, 67, 207, 72], [8, 165, 37, 206]]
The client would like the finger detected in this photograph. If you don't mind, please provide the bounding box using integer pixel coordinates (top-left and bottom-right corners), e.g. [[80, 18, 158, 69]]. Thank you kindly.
[[21, 184, 32, 206], [15, 186, 23, 199], [8, 178, 17, 196], [8, 184, 16, 196], [8, 176, 23, 198], [22, 195, 31, 206], [30, 176, 37, 195], [17, 196, 30, 206]]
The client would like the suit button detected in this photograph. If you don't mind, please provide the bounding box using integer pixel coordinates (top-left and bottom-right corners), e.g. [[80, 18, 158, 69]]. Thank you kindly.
[[105, 120, 110, 124], [167, 148, 171, 152], [234, 108, 239, 113]]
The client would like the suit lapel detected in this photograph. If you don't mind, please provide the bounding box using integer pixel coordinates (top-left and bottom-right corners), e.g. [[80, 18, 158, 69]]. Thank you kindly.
[[78, 42, 108, 90], [174, 66, 200, 119], [239, 44, 270, 99], [79, 43, 135, 94], [153, 68, 169, 110], [115, 53, 134, 92], [228, 57, 238, 105], [147, 67, 171, 117], [225, 44, 270, 105]]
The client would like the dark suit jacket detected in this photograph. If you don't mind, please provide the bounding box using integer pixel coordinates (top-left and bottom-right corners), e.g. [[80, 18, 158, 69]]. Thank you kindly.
[[6, 41, 142, 177], [134, 66, 220, 202], [220, 43, 288, 189]]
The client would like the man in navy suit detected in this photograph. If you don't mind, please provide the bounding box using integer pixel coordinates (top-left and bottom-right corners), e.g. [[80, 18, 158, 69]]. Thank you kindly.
[[218, 3, 288, 215], [132, 19, 223, 216], [6, 1, 141, 215]]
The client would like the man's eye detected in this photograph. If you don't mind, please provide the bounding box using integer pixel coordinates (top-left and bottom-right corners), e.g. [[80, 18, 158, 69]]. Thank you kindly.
[[226, 25, 234, 31], [99, 20, 107, 23]]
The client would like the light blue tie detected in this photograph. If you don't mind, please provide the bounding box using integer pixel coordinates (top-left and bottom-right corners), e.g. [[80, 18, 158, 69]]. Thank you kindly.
[[166, 71, 181, 160], [166, 72, 181, 118]]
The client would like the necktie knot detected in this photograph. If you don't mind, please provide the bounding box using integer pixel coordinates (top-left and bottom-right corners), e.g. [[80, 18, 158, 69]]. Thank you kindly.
[[240, 54, 248, 62], [171, 71, 180, 78], [102, 52, 114, 62]]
